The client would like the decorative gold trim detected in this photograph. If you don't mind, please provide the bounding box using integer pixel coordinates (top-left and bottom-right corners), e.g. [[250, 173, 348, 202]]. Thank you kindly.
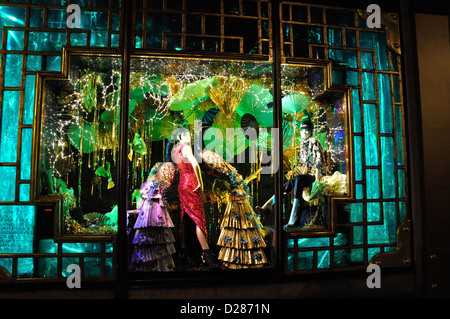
[[370, 219, 411, 267], [0, 266, 12, 282]]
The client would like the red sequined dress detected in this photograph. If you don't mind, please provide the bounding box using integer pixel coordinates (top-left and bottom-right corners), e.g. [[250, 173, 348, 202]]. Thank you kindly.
[[172, 142, 208, 239]]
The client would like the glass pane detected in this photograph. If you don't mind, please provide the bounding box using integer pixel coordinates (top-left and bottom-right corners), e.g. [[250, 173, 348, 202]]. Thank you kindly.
[[6, 30, 24, 50], [127, 57, 275, 273], [328, 49, 357, 68], [354, 135, 363, 181], [395, 105, 405, 166], [363, 103, 378, 166], [360, 31, 389, 71], [360, 51, 373, 70], [28, 32, 66, 51], [328, 28, 342, 46], [367, 202, 380, 222], [381, 137, 396, 199], [19, 184, 30, 202], [378, 73, 393, 134], [20, 128, 33, 180], [38, 55, 121, 236], [362, 72, 376, 101], [0, 91, 20, 162], [352, 89, 361, 133], [23, 75, 36, 126], [4, 54, 22, 87], [0, 205, 35, 253], [366, 169, 380, 199]]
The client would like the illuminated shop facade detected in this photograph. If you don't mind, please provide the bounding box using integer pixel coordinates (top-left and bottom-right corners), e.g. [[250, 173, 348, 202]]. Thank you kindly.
[[0, 0, 437, 293]]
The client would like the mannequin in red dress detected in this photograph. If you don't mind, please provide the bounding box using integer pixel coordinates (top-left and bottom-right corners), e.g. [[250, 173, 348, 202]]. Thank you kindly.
[[171, 129, 217, 268]]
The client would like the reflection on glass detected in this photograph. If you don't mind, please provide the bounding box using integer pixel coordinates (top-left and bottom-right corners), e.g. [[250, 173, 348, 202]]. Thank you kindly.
[[38, 56, 121, 236]]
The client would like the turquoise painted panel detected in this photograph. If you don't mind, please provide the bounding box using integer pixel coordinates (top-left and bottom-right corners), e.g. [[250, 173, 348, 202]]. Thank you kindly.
[[395, 105, 405, 166], [345, 29, 356, 47], [383, 202, 397, 243], [398, 169, 405, 199], [84, 257, 102, 277], [328, 28, 342, 46], [298, 251, 313, 270], [352, 89, 361, 133], [328, 49, 357, 68], [91, 30, 109, 47], [19, 184, 30, 202], [0, 167, 16, 201], [70, 33, 88, 46], [23, 75, 36, 125], [381, 137, 396, 199], [26, 55, 42, 71], [366, 169, 380, 199], [367, 202, 380, 222], [6, 30, 24, 50], [0, 6, 26, 28], [355, 184, 363, 200], [317, 250, 330, 269], [45, 55, 61, 71], [105, 257, 113, 277], [38, 257, 57, 278], [360, 31, 389, 71], [393, 74, 401, 102], [378, 73, 393, 134], [47, 9, 66, 29], [354, 135, 363, 181], [353, 225, 364, 245], [363, 103, 378, 166], [362, 72, 376, 101], [367, 202, 397, 244], [28, 31, 66, 51], [399, 202, 406, 223], [62, 242, 102, 254], [20, 128, 33, 180], [297, 237, 330, 248], [350, 203, 363, 223], [17, 257, 34, 277], [0, 205, 35, 253], [0, 91, 21, 162], [29, 7, 43, 28], [346, 71, 359, 86], [360, 51, 373, 70]]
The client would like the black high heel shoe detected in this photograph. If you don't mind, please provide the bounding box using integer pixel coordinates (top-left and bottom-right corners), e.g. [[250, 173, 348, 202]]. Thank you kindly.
[[201, 249, 219, 270], [255, 206, 271, 215]]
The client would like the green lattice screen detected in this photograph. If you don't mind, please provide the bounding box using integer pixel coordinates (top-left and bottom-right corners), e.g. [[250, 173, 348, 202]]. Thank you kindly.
[[0, 0, 408, 281], [0, 0, 120, 281], [279, 2, 407, 273]]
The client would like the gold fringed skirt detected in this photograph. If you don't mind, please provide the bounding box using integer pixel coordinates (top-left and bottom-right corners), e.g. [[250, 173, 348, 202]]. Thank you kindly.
[[216, 191, 268, 269]]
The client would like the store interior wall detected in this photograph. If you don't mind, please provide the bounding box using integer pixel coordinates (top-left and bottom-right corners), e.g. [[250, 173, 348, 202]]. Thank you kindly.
[[415, 13, 450, 294]]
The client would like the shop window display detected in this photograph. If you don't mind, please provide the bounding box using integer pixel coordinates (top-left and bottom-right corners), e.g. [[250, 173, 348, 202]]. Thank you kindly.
[[125, 58, 276, 272], [36, 54, 122, 238]]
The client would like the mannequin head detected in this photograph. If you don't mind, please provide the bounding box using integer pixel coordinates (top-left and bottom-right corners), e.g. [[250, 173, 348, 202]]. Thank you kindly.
[[176, 130, 191, 144], [300, 121, 313, 139]]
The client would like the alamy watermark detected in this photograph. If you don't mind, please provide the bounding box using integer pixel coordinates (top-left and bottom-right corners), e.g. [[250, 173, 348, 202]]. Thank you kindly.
[[66, 264, 81, 289], [67, 4, 81, 29], [366, 264, 381, 289]]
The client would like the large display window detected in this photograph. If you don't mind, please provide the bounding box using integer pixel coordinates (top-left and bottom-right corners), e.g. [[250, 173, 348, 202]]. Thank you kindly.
[[125, 57, 277, 272], [0, 0, 410, 284]]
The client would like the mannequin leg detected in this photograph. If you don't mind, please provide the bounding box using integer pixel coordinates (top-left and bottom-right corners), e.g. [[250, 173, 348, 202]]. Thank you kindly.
[[196, 226, 209, 250], [287, 197, 300, 226]]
